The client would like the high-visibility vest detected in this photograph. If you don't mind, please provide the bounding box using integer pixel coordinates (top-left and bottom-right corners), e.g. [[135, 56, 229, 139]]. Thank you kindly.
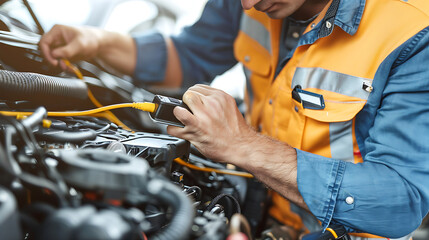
[[233, 0, 429, 238]]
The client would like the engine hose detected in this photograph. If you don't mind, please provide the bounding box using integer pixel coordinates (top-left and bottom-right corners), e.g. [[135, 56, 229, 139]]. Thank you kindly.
[[147, 179, 194, 240], [34, 130, 97, 144], [0, 69, 88, 101], [21, 107, 46, 129]]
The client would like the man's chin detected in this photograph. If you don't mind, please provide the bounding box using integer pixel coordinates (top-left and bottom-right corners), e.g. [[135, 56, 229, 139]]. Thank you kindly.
[[265, 11, 286, 19]]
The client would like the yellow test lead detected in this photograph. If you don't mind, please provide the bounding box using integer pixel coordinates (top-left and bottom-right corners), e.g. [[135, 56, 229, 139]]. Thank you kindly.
[[0, 102, 156, 118]]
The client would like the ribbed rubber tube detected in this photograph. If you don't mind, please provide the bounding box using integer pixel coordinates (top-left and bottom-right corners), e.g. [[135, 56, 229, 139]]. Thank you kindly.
[[0, 70, 88, 101], [148, 179, 194, 240]]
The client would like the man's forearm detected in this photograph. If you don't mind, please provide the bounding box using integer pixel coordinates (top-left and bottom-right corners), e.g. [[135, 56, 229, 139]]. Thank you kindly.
[[99, 33, 182, 87], [233, 132, 309, 210], [97, 31, 137, 76]]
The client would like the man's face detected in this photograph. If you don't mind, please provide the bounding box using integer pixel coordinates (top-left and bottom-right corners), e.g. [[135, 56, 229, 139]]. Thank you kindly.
[[241, 0, 307, 19]]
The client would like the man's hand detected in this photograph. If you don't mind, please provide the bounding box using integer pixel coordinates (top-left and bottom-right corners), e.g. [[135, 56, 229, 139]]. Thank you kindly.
[[39, 24, 104, 69], [168, 84, 308, 210], [39, 24, 137, 75], [167, 84, 255, 165]]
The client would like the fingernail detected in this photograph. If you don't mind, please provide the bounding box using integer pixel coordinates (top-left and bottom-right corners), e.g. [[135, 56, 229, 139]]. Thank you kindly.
[[183, 92, 192, 103]]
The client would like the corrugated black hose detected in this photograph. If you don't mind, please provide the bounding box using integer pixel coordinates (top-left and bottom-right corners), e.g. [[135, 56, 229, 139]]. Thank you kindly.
[[0, 69, 88, 102]]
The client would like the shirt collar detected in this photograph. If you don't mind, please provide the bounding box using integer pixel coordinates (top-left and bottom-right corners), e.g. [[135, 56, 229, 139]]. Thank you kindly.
[[334, 0, 366, 35]]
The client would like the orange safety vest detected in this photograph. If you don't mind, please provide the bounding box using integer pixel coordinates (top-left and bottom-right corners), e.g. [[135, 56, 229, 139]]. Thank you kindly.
[[233, 0, 429, 238]]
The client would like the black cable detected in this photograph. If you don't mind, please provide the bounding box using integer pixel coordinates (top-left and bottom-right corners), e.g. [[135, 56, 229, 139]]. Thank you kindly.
[[184, 186, 202, 201], [21, 0, 44, 34], [3, 114, 49, 174], [1, 126, 22, 176], [0, 114, 69, 206], [206, 193, 241, 219], [2, 123, 67, 206]]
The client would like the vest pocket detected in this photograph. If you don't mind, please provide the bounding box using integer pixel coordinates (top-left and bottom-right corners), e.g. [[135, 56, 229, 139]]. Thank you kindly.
[[276, 87, 366, 160], [297, 90, 365, 161], [296, 88, 366, 122]]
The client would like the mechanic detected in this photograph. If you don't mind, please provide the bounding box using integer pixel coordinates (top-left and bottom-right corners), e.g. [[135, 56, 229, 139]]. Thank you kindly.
[[38, 0, 429, 239]]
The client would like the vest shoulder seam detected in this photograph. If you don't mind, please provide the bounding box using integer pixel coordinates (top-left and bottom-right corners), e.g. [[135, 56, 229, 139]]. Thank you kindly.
[[393, 26, 429, 67], [397, 0, 429, 19]]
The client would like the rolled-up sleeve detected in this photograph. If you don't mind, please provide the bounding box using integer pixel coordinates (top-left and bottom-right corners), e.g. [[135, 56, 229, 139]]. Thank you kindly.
[[297, 27, 429, 238], [132, 0, 242, 88], [133, 32, 167, 84]]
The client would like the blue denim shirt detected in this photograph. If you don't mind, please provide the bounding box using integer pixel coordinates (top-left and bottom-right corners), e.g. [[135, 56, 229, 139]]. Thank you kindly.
[[133, 0, 429, 237]]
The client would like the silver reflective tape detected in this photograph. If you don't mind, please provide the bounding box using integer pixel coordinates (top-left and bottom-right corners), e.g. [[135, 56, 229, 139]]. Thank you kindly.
[[292, 67, 372, 100], [243, 67, 254, 108], [240, 14, 271, 52], [329, 120, 354, 162], [350, 232, 412, 240]]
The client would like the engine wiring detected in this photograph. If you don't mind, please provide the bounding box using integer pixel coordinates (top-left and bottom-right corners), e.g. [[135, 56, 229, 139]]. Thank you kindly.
[[174, 158, 254, 178], [0, 102, 156, 118], [62, 59, 133, 131], [0, 114, 69, 207], [326, 227, 339, 239]]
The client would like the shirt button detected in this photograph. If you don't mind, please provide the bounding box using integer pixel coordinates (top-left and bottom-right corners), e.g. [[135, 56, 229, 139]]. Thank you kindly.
[[311, 23, 316, 28], [269, 99, 273, 105], [345, 196, 354, 205], [326, 21, 332, 29], [244, 55, 251, 62], [292, 32, 300, 39], [294, 106, 299, 112]]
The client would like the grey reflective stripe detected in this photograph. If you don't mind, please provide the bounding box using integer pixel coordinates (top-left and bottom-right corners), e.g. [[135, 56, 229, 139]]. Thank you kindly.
[[329, 120, 354, 162], [240, 13, 271, 52], [350, 232, 412, 240], [243, 66, 254, 108], [292, 67, 372, 100]]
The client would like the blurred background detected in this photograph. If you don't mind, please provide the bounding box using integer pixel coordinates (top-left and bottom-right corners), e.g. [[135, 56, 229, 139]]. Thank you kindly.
[[0, 0, 245, 99]]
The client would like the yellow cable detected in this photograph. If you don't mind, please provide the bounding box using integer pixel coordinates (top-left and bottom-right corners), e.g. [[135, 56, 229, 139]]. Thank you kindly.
[[326, 228, 338, 239], [62, 59, 133, 131], [42, 119, 52, 128], [0, 102, 156, 117], [63, 59, 83, 79], [174, 158, 254, 178]]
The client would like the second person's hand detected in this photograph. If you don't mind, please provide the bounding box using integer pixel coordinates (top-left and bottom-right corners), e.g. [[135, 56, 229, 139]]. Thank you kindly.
[[38, 24, 105, 70]]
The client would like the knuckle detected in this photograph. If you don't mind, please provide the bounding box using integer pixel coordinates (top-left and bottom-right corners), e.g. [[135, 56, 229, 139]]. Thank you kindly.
[[76, 38, 85, 48], [61, 48, 72, 57]]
